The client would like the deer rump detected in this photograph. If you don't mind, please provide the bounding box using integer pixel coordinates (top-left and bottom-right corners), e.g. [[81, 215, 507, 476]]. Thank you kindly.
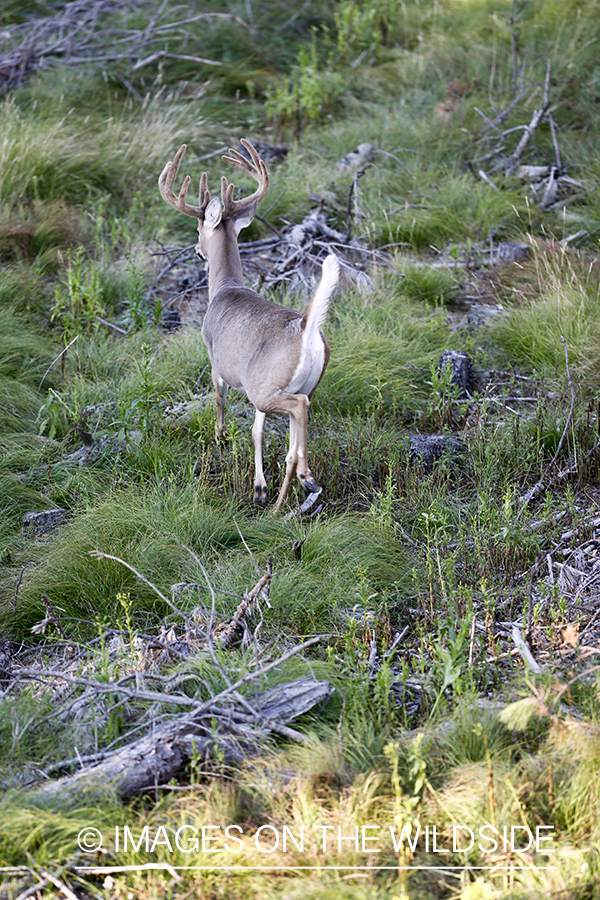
[[202, 289, 329, 407]]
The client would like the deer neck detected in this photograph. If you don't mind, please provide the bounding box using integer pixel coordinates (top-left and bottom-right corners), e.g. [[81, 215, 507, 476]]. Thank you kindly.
[[205, 220, 245, 300]]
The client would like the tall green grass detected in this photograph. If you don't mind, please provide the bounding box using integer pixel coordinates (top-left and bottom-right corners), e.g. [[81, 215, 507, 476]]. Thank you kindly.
[[6, 481, 410, 637], [492, 240, 600, 385]]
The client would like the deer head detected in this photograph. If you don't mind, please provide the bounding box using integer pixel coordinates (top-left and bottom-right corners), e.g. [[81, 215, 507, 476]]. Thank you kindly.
[[158, 139, 270, 259]]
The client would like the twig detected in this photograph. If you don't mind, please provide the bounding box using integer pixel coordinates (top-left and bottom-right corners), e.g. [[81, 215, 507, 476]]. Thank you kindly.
[[232, 516, 272, 607], [38, 335, 79, 392], [279, 0, 312, 33], [40, 594, 68, 639], [384, 625, 409, 659], [511, 624, 542, 674], [478, 169, 500, 191], [548, 110, 562, 170], [132, 50, 224, 70], [89, 550, 193, 623], [14, 877, 49, 900], [13, 561, 35, 614], [219, 569, 272, 650], [96, 316, 127, 335], [39, 869, 80, 900]]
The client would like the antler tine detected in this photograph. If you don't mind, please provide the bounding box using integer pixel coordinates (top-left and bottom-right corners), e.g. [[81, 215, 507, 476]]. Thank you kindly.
[[158, 144, 210, 219], [220, 138, 270, 217]]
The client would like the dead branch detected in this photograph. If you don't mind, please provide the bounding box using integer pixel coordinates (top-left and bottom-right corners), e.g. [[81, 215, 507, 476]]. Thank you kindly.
[[131, 50, 224, 71], [511, 624, 542, 673], [24, 676, 332, 802], [477, 67, 529, 139], [500, 60, 552, 174], [219, 568, 272, 650], [39, 594, 68, 639], [89, 549, 194, 624], [0, 0, 248, 97]]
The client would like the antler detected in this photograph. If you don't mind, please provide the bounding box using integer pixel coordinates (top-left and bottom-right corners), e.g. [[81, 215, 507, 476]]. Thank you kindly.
[[158, 144, 211, 219], [220, 139, 270, 218]]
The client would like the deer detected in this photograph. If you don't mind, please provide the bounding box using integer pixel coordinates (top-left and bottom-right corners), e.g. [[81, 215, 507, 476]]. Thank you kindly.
[[158, 140, 339, 513]]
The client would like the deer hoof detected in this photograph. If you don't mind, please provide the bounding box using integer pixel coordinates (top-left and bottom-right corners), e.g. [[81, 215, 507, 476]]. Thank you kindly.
[[253, 485, 268, 505], [299, 473, 319, 493]]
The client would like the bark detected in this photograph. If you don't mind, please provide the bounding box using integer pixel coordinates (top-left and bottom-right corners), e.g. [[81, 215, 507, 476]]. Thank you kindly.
[[26, 678, 332, 805]]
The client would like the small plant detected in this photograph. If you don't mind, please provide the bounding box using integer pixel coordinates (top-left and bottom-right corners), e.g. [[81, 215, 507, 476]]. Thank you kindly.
[[427, 360, 463, 430], [335, 0, 404, 60], [428, 632, 467, 717], [50, 245, 105, 340], [121, 253, 149, 332], [115, 344, 165, 439], [265, 42, 346, 136], [37, 388, 77, 440]]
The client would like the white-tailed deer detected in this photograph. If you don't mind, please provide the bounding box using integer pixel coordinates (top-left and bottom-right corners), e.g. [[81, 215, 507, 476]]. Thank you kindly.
[[158, 140, 339, 512]]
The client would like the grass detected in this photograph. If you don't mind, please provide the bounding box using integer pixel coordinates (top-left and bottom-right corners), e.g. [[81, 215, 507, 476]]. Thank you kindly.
[[2, 0, 600, 897], [492, 239, 600, 383]]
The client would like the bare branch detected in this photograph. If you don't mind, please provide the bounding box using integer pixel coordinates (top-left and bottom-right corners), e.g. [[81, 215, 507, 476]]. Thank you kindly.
[[89, 550, 193, 623], [38, 335, 79, 393]]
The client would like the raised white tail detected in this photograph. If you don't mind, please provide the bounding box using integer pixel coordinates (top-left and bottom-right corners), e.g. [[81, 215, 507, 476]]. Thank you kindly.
[[303, 254, 339, 333]]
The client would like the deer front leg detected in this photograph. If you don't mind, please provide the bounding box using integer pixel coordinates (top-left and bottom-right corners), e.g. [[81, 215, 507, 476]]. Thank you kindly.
[[212, 371, 228, 437], [252, 409, 268, 505]]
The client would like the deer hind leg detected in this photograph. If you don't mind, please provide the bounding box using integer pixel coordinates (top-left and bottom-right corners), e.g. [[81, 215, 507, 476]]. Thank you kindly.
[[252, 409, 268, 505], [273, 414, 298, 512], [271, 393, 319, 513], [212, 371, 229, 437]]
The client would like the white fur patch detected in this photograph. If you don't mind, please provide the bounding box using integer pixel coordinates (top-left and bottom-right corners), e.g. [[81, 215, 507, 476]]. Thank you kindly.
[[285, 255, 338, 395]]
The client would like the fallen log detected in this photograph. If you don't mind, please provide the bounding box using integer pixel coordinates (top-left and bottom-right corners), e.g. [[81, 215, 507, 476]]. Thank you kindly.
[[25, 677, 332, 805]]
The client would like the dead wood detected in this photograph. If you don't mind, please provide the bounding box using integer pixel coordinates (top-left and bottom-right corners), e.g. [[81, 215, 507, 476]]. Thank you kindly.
[[218, 566, 272, 649], [24, 676, 332, 803], [474, 60, 587, 209], [0, 1, 247, 98], [503, 60, 552, 175], [39, 594, 68, 640], [438, 350, 474, 400]]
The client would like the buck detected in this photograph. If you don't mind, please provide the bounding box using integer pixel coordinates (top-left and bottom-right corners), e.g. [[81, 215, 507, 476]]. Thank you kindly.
[[158, 140, 339, 512]]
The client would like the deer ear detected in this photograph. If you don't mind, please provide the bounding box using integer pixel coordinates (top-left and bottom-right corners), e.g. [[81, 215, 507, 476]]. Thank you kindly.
[[203, 196, 223, 232], [233, 201, 257, 236]]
